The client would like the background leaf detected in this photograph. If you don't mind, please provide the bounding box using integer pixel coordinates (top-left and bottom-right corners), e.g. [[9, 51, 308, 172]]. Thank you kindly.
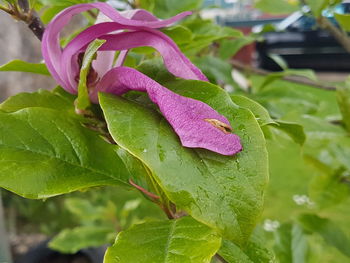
[[336, 81, 350, 132], [0, 60, 50, 75], [298, 214, 350, 258], [274, 223, 308, 263], [49, 226, 114, 254], [218, 228, 274, 263]]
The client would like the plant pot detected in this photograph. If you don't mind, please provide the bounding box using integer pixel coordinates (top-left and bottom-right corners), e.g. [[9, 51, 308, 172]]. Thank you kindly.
[[15, 239, 105, 263]]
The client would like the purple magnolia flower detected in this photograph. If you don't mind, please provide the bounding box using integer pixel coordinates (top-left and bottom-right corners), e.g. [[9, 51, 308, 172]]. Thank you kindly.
[[41, 2, 242, 155]]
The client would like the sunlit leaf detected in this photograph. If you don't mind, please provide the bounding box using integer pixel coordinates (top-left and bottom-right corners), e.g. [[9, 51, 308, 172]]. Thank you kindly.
[[100, 80, 268, 244], [104, 217, 221, 263]]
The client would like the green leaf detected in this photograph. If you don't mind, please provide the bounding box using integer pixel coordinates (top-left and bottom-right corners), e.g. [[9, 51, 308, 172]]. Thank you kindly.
[[274, 223, 308, 263], [334, 13, 350, 31], [231, 95, 275, 126], [309, 165, 350, 209], [269, 54, 288, 70], [270, 120, 306, 146], [336, 81, 350, 132], [64, 198, 105, 222], [305, 0, 342, 17], [252, 81, 321, 118], [298, 214, 350, 258], [218, 37, 255, 60], [104, 217, 221, 263], [41, 5, 67, 24], [49, 226, 114, 254], [193, 56, 235, 86], [181, 18, 242, 55], [260, 69, 317, 90], [255, 0, 299, 15], [0, 108, 133, 199], [285, 69, 318, 82], [76, 39, 106, 110], [0, 88, 75, 113], [0, 60, 50, 75], [218, 228, 274, 263], [99, 80, 269, 244], [136, 59, 176, 85], [145, 0, 203, 18], [162, 25, 193, 45]]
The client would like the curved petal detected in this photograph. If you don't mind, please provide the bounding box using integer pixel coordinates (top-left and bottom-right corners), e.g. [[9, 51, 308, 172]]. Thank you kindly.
[[120, 9, 161, 21], [42, 2, 191, 92], [96, 67, 242, 155], [62, 26, 207, 89], [92, 9, 161, 77]]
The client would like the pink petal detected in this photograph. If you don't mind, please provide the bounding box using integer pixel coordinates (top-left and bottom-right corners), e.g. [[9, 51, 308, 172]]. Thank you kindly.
[[120, 9, 161, 21], [42, 2, 191, 92], [100, 31, 208, 81], [97, 67, 242, 156], [61, 26, 207, 89], [92, 9, 161, 77]]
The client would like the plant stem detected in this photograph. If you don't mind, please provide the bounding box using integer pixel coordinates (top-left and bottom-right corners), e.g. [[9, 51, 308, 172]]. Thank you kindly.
[[27, 14, 45, 41], [231, 60, 336, 91], [128, 179, 160, 200], [0, 0, 45, 41], [215, 254, 228, 263]]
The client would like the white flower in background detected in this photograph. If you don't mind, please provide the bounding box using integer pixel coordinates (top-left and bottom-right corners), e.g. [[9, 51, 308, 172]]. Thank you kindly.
[[293, 194, 315, 207], [263, 219, 280, 232]]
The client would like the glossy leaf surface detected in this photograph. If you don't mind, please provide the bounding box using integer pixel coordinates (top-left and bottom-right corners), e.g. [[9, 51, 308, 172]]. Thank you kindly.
[[104, 216, 221, 263], [100, 80, 268, 244], [0, 107, 132, 198]]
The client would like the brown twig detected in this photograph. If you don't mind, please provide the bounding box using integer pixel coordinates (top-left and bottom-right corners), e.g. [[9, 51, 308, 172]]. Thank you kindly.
[[215, 254, 228, 263], [87, 9, 97, 19], [0, 0, 45, 40], [317, 16, 350, 53], [231, 60, 337, 91], [129, 179, 160, 200]]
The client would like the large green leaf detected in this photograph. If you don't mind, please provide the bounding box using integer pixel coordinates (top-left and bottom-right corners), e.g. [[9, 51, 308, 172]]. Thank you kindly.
[[104, 216, 221, 263], [99, 80, 268, 244], [0, 108, 134, 198]]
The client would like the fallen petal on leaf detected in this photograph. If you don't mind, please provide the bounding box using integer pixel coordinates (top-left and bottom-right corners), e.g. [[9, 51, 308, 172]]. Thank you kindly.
[[97, 67, 242, 155]]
